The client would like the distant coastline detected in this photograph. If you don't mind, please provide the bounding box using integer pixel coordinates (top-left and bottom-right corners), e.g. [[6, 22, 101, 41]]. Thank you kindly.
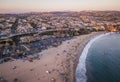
[[0, 10, 120, 14]]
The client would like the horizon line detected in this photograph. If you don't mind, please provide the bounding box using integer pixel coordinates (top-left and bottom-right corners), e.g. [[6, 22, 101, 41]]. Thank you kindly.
[[0, 10, 120, 14]]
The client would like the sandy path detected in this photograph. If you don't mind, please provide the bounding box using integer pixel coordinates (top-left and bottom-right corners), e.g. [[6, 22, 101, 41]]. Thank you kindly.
[[0, 32, 104, 82]]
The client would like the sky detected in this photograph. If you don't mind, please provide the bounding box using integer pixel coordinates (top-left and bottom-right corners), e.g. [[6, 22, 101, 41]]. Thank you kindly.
[[0, 0, 120, 13]]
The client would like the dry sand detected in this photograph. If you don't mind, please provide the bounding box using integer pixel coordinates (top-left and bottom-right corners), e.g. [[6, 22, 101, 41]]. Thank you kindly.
[[0, 32, 104, 82]]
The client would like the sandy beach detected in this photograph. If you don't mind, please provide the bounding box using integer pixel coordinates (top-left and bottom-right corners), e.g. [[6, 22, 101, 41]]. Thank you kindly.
[[0, 32, 104, 82]]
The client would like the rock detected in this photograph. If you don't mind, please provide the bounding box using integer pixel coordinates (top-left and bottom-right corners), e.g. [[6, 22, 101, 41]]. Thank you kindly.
[[52, 42, 61, 47], [12, 66, 17, 70], [63, 50, 66, 53], [52, 69, 55, 72], [57, 53, 60, 56], [51, 78, 56, 82], [38, 78, 40, 80], [27, 54, 40, 62], [30, 68, 34, 71], [27, 55, 34, 62], [44, 64, 47, 66], [28, 59, 33, 62], [13, 78, 19, 82], [45, 70, 51, 74]]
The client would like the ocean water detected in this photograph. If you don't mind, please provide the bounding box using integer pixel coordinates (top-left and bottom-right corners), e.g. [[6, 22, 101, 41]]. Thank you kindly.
[[86, 33, 120, 82], [76, 33, 120, 82]]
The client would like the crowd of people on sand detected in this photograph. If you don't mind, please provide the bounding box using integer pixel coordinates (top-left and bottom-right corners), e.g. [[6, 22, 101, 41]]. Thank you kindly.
[[0, 34, 71, 63]]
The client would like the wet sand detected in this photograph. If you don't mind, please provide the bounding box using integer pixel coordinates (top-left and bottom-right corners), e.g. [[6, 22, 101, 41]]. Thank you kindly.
[[0, 32, 104, 82]]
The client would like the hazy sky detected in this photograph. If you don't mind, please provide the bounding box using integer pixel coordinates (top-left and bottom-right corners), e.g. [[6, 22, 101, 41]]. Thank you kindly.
[[0, 0, 120, 13]]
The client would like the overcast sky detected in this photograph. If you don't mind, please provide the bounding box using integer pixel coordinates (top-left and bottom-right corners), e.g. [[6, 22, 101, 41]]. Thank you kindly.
[[0, 0, 120, 13]]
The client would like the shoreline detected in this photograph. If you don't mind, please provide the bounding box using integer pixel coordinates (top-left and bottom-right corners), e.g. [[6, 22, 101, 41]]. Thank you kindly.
[[76, 32, 112, 82], [0, 32, 105, 82], [75, 32, 110, 82], [73, 32, 105, 82]]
